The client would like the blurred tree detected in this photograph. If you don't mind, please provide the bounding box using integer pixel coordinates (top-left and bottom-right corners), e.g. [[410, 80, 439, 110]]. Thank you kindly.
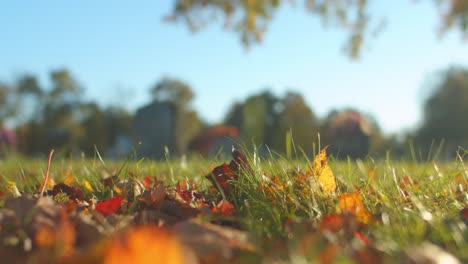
[[168, 0, 468, 58], [151, 78, 194, 106], [150, 78, 201, 155], [417, 66, 468, 156], [238, 91, 279, 147], [14, 75, 45, 123], [80, 104, 133, 155], [273, 92, 318, 154], [224, 90, 319, 155], [224, 102, 244, 129], [0, 82, 15, 125], [42, 69, 85, 153]]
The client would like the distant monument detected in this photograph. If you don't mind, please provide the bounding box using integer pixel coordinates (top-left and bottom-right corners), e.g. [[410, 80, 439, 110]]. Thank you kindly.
[[133, 101, 175, 159], [189, 125, 240, 157], [325, 110, 373, 159]]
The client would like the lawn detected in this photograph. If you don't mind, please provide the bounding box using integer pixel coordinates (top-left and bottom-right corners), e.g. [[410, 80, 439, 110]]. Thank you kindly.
[[0, 148, 466, 263]]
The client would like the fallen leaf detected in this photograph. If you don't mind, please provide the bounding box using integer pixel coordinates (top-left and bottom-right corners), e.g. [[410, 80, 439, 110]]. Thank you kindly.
[[81, 180, 94, 192], [176, 179, 203, 204], [142, 176, 154, 189], [95, 196, 124, 216], [6, 181, 21, 198], [320, 214, 347, 232], [103, 225, 189, 264], [206, 163, 237, 196], [461, 207, 468, 225], [49, 183, 85, 201], [312, 147, 336, 194], [174, 219, 257, 263], [338, 192, 372, 224], [205, 150, 251, 196], [138, 181, 166, 208], [63, 170, 76, 186], [212, 200, 237, 217]]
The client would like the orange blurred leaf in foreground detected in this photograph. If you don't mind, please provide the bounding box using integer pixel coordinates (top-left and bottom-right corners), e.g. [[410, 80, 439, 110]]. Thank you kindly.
[[104, 226, 184, 264], [34, 210, 75, 257], [312, 147, 336, 194], [338, 192, 372, 224]]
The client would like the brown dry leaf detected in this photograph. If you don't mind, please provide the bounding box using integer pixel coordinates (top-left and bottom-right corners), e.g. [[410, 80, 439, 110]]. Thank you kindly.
[[103, 225, 192, 264], [174, 219, 257, 263], [312, 147, 336, 194], [138, 181, 166, 209], [338, 192, 372, 224]]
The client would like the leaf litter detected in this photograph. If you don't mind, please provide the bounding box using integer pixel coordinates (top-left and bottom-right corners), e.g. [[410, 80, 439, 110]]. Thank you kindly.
[[0, 148, 465, 263]]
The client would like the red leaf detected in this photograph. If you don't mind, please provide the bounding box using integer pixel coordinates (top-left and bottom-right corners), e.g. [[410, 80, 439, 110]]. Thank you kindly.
[[320, 214, 346, 232], [461, 207, 468, 225], [206, 163, 237, 195], [205, 150, 251, 196], [102, 175, 118, 187], [142, 176, 156, 189], [354, 231, 371, 246], [96, 196, 124, 216]]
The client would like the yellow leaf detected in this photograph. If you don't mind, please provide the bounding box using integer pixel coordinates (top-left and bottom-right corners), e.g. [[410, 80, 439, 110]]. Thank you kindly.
[[82, 180, 94, 192], [64, 171, 76, 186], [46, 178, 56, 189], [6, 181, 21, 197], [113, 186, 123, 195], [338, 192, 372, 224], [312, 147, 336, 194]]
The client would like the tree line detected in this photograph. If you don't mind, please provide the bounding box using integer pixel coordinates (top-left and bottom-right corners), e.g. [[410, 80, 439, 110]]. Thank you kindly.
[[0, 66, 467, 159]]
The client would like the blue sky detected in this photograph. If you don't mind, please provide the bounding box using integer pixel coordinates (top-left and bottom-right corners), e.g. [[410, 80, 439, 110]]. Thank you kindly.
[[1, 1, 467, 134]]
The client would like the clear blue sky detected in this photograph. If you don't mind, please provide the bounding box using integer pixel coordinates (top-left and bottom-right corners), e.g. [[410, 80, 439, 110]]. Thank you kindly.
[[1, 1, 467, 134]]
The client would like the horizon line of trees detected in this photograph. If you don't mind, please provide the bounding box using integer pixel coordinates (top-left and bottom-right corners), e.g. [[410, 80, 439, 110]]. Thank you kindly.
[[0, 65, 467, 160]]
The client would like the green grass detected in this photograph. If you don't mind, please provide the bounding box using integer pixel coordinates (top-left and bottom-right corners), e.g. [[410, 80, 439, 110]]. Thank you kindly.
[[0, 151, 466, 262]]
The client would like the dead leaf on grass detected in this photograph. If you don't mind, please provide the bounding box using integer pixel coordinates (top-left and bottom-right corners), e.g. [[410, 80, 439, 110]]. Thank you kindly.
[[312, 147, 336, 194]]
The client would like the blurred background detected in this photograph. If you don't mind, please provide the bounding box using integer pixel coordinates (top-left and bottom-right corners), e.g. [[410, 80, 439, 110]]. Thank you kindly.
[[0, 0, 467, 160]]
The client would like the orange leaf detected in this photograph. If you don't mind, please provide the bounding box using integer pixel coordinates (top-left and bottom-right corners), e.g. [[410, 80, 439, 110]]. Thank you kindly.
[[96, 196, 124, 216], [338, 192, 372, 224], [212, 200, 237, 217], [104, 226, 184, 264], [312, 147, 336, 194], [176, 179, 202, 204]]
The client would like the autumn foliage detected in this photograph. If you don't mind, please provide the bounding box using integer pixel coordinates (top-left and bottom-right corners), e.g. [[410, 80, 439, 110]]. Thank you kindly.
[[0, 148, 465, 263]]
